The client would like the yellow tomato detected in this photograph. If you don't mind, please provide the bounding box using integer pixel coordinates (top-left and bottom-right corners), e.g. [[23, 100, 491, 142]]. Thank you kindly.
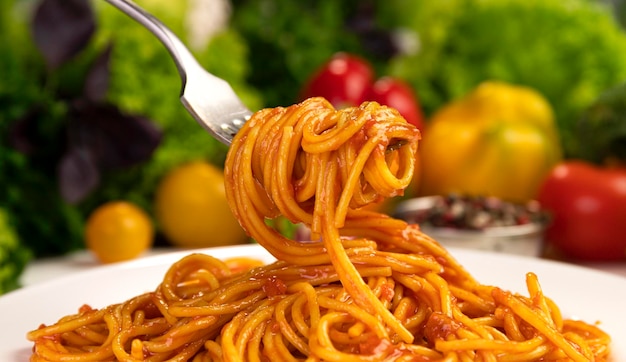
[[85, 201, 154, 263], [154, 161, 248, 248]]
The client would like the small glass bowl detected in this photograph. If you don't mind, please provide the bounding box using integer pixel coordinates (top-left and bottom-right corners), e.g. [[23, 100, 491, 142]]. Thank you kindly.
[[394, 196, 546, 257]]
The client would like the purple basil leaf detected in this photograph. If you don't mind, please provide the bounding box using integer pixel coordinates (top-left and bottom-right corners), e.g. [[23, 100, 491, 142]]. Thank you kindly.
[[84, 42, 113, 102], [70, 102, 162, 170], [58, 147, 100, 204], [32, 0, 95, 70]]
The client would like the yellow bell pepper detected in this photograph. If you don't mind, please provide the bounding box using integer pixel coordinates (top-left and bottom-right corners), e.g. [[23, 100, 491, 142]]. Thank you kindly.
[[418, 81, 562, 203]]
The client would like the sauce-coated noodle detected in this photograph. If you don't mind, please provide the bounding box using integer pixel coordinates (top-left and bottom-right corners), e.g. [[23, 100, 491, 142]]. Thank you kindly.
[[28, 98, 610, 361]]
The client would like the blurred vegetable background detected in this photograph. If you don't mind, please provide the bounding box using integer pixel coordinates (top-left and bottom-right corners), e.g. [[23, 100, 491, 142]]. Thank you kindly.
[[2, 0, 626, 293]]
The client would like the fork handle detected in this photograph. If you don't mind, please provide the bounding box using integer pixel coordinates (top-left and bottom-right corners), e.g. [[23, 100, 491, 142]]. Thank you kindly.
[[104, 0, 195, 88]]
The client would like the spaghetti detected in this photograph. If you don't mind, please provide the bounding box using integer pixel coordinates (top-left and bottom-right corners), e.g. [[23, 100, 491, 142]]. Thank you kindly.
[[28, 97, 611, 361]]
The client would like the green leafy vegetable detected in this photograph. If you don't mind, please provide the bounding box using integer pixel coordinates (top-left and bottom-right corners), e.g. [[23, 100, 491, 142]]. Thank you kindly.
[[575, 82, 626, 164], [2, 0, 164, 257], [0, 208, 31, 295], [1, 0, 86, 256]]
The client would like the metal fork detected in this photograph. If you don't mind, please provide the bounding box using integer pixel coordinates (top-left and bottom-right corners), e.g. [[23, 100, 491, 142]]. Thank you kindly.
[[104, 0, 252, 145]]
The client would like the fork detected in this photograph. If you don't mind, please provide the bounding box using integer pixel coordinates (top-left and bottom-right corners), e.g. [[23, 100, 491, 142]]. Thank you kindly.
[[104, 0, 252, 145]]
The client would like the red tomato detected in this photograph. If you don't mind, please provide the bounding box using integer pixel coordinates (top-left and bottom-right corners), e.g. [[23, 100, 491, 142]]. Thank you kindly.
[[300, 53, 424, 131], [537, 161, 626, 261], [366, 77, 425, 131], [299, 53, 373, 108]]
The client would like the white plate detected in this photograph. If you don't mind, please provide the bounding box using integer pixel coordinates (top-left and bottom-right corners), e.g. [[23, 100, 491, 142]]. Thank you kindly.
[[1, 244, 624, 361]]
